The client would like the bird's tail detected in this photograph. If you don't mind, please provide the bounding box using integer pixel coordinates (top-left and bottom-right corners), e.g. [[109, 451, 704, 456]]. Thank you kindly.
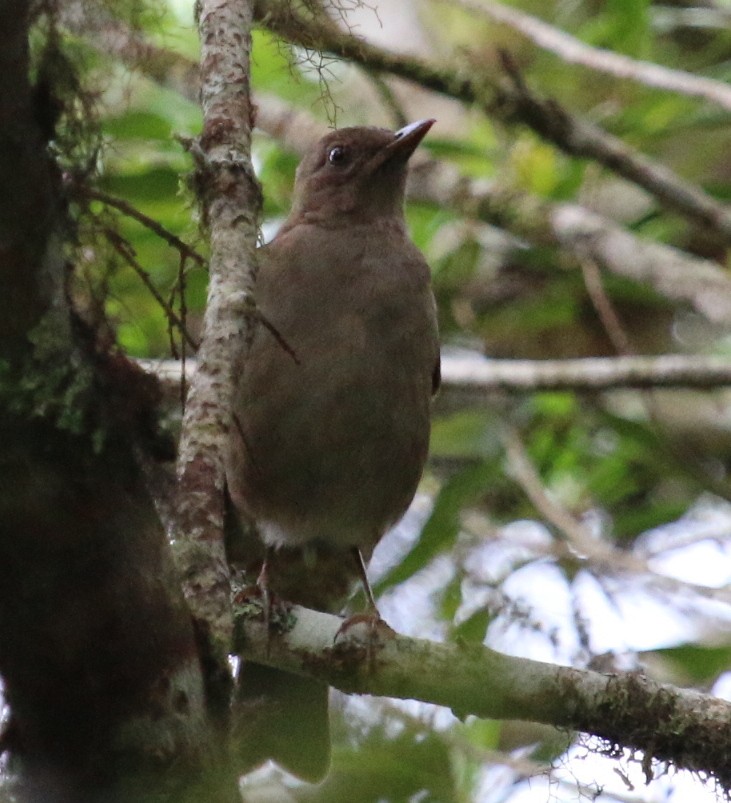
[[235, 662, 330, 783]]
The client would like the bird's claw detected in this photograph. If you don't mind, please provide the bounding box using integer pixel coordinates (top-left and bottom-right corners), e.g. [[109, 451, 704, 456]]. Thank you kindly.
[[334, 612, 395, 671]]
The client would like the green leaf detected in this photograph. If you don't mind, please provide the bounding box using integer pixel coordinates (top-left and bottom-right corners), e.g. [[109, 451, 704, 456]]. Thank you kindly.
[[99, 166, 181, 202], [104, 110, 172, 141], [452, 608, 492, 644], [459, 718, 502, 750], [430, 410, 501, 460]]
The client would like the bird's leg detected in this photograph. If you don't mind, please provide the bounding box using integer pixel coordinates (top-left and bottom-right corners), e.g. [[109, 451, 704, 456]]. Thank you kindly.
[[257, 547, 272, 655], [335, 547, 388, 670], [353, 546, 379, 616]]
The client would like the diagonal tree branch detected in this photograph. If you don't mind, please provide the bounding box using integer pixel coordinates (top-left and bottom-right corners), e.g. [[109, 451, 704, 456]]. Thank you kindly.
[[65, 5, 731, 244], [494, 51, 731, 243], [447, 0, 731, 112], [102, 226, 199, 350], [407, 155, 731, 325], [498, 423, 731, 604], [79, 185, 206, 267]]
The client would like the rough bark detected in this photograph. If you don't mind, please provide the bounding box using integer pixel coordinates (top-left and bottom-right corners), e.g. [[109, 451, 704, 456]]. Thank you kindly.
[[0, 0, 58, 358], [0, 420, 211, 802], [171, 0, 262, 710]]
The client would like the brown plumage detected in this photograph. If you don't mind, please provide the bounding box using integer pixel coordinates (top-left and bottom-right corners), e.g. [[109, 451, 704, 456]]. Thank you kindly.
[[226, 119, 439, 781]]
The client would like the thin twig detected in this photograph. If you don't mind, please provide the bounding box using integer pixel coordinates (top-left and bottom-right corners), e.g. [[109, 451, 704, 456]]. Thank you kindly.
[[579, 251, 634, 356], [578, 250, 731, 502], [362, 68, 409, 128], [81, 186, 207, 267], [499, 424, 609, 557], [461, 508, 731, 608], [103, 228, 199, 350], [498, 424, 731, 604], [254, 310, 300, 365]]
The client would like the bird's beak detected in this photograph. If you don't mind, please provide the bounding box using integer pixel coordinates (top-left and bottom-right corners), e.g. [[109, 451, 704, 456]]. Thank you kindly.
[[383, 118, 436, 163]]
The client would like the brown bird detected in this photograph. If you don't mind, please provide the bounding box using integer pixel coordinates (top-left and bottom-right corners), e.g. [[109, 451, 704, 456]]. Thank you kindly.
[[226, 119, 440, 781]]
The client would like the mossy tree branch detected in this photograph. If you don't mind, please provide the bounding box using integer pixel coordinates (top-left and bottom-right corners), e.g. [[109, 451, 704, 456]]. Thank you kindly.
[[236, 601, 731, 789], [171, 0, 262, 710]]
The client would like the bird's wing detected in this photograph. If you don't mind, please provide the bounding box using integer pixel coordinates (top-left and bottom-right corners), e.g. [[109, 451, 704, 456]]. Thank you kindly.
[[432, 354, 441, 396]]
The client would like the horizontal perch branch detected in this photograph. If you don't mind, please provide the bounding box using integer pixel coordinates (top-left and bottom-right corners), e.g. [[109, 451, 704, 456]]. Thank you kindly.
[[441, 352, 731, 391], [142, 352, 731, 395], [235, 601, 731, 788]]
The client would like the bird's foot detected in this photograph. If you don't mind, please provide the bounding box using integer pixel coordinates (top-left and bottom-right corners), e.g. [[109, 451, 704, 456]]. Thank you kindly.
[[231, 553, 283, 655], [334, 610, 395, 671], [331, 546, 396, 669], [335, 609, 384, 637], [255, 556, 272, 649]]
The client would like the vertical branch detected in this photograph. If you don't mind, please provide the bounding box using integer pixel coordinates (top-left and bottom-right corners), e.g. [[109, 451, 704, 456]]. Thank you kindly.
[[173, 0, 262, 705]]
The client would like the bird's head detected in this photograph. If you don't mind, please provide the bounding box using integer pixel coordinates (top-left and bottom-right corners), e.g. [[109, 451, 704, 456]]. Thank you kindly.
[[285, 119, 435, 228]]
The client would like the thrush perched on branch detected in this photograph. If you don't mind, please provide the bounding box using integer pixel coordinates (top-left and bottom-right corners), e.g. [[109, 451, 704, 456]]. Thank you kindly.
[[226, 119, 440, 781]]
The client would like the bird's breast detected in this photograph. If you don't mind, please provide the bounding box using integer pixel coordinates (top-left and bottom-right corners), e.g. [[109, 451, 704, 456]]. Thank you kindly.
[[227, 223, 436, 549]]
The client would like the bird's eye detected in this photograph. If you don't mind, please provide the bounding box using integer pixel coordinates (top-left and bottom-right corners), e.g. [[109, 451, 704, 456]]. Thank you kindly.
[[327, 146, 348, 166]]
